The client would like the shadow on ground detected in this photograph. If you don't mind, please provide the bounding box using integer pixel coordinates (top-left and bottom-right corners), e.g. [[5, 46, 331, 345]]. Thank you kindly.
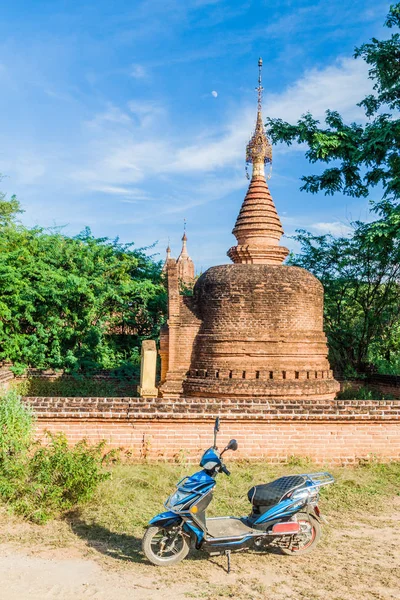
[[66, 512, 211, 566], [66, 511, 284, 574], [67, 514, 145, 564]]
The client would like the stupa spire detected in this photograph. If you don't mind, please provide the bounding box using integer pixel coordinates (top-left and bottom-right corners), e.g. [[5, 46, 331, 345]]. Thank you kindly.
[[162, 240, 172, 272], [179, 219, 189, 258], [177, 221, 195, 284], [245, 57, 273, 179], [227, 58, 289, 265]]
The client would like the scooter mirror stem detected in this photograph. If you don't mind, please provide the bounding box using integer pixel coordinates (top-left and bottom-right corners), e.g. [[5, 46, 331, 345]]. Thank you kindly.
[[213, 417, 220, 448]]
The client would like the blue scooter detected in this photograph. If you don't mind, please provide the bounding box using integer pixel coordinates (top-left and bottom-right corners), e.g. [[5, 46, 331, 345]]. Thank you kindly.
[[143, 418, 334, 570]]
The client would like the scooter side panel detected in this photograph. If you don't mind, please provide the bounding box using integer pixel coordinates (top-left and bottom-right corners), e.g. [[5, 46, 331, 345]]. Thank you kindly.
[[252, 498, 306, 525], [149, 511, 182, 527], [182, 519, 205, 545]]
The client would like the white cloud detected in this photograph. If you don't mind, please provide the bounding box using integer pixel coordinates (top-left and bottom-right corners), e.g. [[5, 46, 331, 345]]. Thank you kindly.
[[1, 153, 47, 185], [86, 105, 132, 128], [130, 64, 148, 79], [167, 127, 244, 173], [89, 185, 152, 201], [61, 55, 375, 221], [127, 100, 165, 128], [162, 174, 246, 214], [311, 221, 353, 236], [265, 57, 372, 123]]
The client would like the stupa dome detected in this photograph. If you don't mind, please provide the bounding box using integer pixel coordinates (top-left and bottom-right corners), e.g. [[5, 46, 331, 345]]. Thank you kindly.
[[183, 264, 338, 399]]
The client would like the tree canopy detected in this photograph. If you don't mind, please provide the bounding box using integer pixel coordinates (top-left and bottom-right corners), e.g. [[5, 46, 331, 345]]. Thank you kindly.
[[0, 194, 166, 374], [267, 3, 400, 376], [267, 4, 400, 213]]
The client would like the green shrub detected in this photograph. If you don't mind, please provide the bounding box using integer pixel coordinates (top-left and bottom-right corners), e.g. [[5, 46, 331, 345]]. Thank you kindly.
[[0, 390, 34, 460], [337, 385, 395, 400], [0, 391, 109, 523]]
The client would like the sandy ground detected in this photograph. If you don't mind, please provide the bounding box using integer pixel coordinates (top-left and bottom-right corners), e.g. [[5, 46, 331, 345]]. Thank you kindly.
[[1, 502, 399, 600]]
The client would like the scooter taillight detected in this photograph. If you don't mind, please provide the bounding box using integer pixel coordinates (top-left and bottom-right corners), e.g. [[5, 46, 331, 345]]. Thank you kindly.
[[272, 522, 300, 534]]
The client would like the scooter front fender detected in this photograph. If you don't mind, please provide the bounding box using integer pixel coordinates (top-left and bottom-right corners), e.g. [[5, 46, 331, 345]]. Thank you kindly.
[[149, 511, 182, 528], [148, 512, 203, 547]]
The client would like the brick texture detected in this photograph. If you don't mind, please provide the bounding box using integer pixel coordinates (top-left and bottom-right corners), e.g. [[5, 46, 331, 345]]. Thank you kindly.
[[26, 396, 400, 463], [160, 263, 340, 399]]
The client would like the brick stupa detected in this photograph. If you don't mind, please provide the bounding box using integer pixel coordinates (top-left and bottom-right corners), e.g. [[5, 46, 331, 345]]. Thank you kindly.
[[159, 59, 339, 400]]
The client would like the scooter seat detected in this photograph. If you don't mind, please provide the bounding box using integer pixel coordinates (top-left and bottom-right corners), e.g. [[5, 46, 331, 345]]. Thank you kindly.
[[248, 475, 307, 508]]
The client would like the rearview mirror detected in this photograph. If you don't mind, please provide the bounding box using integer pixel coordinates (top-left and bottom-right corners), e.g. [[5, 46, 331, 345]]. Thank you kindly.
[[226, 439, 238, 451]]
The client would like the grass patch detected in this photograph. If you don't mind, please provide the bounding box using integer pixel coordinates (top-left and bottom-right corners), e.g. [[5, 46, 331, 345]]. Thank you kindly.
[[66, 459, 400, 561], [0, 457, 399, 579], [12, 375, 139, 397]]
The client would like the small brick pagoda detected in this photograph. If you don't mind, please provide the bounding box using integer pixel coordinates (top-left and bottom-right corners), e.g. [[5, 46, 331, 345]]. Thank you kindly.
[[159, 59, 339, 401], [162, 230, 195, 286]]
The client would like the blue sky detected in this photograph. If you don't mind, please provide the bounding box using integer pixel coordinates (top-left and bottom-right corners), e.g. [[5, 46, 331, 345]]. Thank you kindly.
[[0, 0, 391, 269]]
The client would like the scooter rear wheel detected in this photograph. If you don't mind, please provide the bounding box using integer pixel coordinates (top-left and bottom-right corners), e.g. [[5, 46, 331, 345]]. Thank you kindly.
[[279, 512, 321, 556], [142, 526, 190, 566]]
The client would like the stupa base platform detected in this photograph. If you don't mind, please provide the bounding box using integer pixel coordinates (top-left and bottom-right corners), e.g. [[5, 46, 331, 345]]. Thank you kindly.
[[183, 372, 340, 399]]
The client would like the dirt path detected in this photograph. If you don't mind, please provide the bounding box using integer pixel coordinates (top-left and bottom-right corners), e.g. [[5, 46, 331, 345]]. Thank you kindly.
[[1, 506, 399, 600]]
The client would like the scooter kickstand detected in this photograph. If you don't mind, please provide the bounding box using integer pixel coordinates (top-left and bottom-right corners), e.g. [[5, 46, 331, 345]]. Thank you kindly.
[[224, 550, 231, 574]]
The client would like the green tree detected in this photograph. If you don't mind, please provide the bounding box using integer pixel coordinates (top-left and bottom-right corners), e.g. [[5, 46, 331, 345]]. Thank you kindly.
[[266, 4, 400, 213], [0, 222, 166, 373], [266, 3, 400, 375], [0, 175, 24, 226], [288, 225, 400, 374]]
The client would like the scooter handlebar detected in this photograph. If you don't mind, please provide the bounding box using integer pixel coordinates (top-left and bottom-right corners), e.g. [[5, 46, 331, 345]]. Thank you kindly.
[[221, 463, 231, 476]]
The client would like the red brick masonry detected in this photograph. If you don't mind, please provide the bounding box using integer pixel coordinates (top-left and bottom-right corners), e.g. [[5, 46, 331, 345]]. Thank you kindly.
[[25, 396, 400, 464]]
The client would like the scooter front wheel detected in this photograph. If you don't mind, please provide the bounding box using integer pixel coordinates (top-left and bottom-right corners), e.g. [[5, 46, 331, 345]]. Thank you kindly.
[[279, 512, 321, 556], [142, 525, 190, 566]]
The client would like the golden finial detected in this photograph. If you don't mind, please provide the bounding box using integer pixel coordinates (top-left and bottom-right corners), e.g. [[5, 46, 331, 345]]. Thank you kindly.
[[245, 57, 273, 180]]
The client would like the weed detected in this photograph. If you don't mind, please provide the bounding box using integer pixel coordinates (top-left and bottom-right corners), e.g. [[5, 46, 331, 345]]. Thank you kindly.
[[0, 391, 109, 523], [287, 455, 314, 468], [0, 389, 34, 459]]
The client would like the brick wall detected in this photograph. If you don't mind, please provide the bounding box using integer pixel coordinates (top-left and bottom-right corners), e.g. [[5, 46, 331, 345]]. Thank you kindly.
[[25, 396, 400, 464]]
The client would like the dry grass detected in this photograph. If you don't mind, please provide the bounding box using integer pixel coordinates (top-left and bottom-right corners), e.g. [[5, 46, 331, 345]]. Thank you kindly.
[[0, 460, 399, 599]]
